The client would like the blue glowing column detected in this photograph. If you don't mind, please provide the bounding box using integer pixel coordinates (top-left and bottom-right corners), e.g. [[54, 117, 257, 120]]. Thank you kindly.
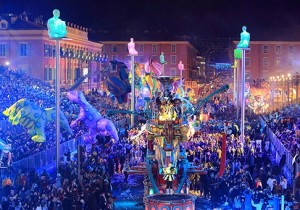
[[47, 9, 68, 173], [234, 49, 242, 119], [236, 60, 240, 120], [240, 48, 249, 143], [233, 61, 237, 106], [131, 55, 135, 127], [55, 39, 61, 172]]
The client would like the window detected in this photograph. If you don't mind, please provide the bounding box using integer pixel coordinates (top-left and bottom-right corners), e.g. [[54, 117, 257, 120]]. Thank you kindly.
[[275, 57, 281, 67], [67, 69, 72, 81], [170, 68, 177, 76], [171, 44, 176, 53], [263, 57, 269, 67], [275, 45, 281, 54], [44, 66, 48, 80], [20, 43, 28, 56], [289, 46, 295, 53], [49, 45, 53, 57], [152, 44, 157, 53], [44, 43, 49, 57], [288, 58, 293, 66], [111, 45, 117, 53], [263, 45, 269, 54], [52, 45, 56, 57], [0, 43, 6, 56], [49, 67, 53, 80], [44, 66, 53, 81], [245, 57, 250, 66], [139, 44, 144, 53], [171, 55, 176, 64]]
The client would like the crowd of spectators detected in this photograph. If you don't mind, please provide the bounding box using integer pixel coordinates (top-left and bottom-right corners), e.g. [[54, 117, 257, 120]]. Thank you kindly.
[[1, 142, 116, 209], [0, 66, 129, 209], [262, 104, 300, 157], [182, 103, 295, 208], [0, 67, 128, 163], [0, 66, 299, 209]]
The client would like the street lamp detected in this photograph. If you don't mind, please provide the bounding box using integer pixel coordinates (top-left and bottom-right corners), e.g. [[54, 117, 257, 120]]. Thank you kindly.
[[270, 76, 275, 111], [295, 72, 299, 103], [287, 73, 291, 105], [282, 75, 285, 108]]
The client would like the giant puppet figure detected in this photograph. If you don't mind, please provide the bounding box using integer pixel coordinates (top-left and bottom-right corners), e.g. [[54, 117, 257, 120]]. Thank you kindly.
[[67, 91, 119, 144], [2, 99, 73, 142], [133, 58, 163, 98]]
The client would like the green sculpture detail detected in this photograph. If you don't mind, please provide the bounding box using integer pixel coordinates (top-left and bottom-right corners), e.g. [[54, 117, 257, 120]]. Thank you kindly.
[[47, 9, 67, 39], [160, 52, 167, 64], [237, 26, 250, 48]]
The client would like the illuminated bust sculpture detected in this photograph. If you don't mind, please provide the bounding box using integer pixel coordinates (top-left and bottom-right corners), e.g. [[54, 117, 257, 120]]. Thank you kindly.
[[128, 38, 138, 55], [160, 52, 167, 64], [47, 9, 67, 39], [237, 26, 250, 48], [178, 61, 184, 71]]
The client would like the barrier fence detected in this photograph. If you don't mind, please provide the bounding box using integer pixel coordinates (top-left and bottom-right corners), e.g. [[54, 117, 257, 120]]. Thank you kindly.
[[260, 117, 300, 184], [12, 136, 83, 171]]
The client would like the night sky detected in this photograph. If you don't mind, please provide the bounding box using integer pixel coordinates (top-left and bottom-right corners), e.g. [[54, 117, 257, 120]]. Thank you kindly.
[[2, 0, 300, 62], [2, 0, 300, 39]]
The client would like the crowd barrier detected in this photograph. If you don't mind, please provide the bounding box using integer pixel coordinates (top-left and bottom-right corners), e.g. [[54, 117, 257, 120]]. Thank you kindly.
[[259, 117, 300, 184], [0, 119, 11, 132], [8, 115, 127, 173], [12, 136, 83, 171]]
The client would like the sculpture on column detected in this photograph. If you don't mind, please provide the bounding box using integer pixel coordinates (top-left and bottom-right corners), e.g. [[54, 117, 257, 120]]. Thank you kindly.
[[178, 61, 184, 71], [47, 9, 67, 39], [128, 38, 138, 56], [237, 26, 250, 48], [160, 52, 167, 64]]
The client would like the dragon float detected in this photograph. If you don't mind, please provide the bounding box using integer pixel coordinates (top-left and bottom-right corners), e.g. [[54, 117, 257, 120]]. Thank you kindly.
[[2, 99, 73, 142], [67, 90, 119, 145]]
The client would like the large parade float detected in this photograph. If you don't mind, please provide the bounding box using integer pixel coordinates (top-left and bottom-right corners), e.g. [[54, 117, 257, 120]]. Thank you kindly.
[[124, 73, 229, 210]]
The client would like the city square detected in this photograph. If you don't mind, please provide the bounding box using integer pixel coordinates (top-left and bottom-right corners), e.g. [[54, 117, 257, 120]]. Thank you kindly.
[[0, 1, 300, 209]]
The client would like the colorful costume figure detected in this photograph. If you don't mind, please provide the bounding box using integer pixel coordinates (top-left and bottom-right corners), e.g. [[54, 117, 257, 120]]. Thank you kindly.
[[144, 57, 162, 76], [133, 63, 162, 98], [3, 99, 73, 142], [67, 91, 119, 145], [163, 163, 177, 194], [172, 78, 185, 97]]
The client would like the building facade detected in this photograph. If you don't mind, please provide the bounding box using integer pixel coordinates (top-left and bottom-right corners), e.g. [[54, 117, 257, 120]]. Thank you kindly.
[[101, 40, 200, 91], [238, 41, 300, 80], [0, 15, 103, 88]]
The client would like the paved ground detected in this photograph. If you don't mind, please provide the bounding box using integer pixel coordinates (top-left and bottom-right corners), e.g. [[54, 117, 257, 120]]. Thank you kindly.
[[111, 174, 213, 210]]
